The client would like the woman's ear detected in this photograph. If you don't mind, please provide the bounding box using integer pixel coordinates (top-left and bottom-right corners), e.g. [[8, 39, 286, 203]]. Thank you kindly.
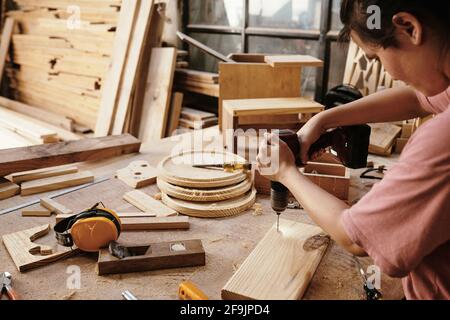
[[392, 12, 423, 45]]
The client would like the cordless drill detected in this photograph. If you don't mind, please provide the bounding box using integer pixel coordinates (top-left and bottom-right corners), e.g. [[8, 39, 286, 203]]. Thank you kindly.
[[271, 125, 371, 231]]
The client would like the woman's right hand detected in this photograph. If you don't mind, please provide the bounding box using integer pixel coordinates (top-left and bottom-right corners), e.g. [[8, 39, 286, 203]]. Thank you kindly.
[[297, 114, 327, 164]]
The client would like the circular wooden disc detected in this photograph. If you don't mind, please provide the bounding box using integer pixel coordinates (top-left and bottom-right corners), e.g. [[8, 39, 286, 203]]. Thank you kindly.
[[161, 189, 257, 218], [158, 151, 248, 188], [157, 177, 253, 202]]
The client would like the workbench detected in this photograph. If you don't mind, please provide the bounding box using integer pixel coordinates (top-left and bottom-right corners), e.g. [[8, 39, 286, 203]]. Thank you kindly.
[[0, 128, 404, 300]]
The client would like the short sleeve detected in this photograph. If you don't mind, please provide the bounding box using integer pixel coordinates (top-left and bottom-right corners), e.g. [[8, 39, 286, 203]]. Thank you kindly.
[[342, 111, 450, 277]]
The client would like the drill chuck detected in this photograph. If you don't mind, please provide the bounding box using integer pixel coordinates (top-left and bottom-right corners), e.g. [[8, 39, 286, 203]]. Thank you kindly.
[[271, 182, 290, 213]]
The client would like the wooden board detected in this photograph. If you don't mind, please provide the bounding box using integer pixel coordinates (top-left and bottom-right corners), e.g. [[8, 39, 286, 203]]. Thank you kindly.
[[175, 69, 218, 84], [264, 55, 324, 68], [158, 151, 248, 188], [8, 165, 78, 184], [0, 177, 20, 200], [21, 206, 52, 217], [181, 107, 216, 121], [97, 239, 205, 275], [178, 117, 218, 130], [165, 92, 184, 137], [222, 220, 329, 300], [95, 0, 139, 136], [369, 123, 402, 155], [138, 47, 177, 143], [40, 197, 73, 215], [56, 212, 157, 223], [157, 177, 253, 202], [0, 18, 14, 87], [21, 171, 94, 196], [116, 160, 158, 189], [162, 189, 256, 218], [2, 224, 80, 272], [0, 134, 140, 177], [123, 190, 177, 217]]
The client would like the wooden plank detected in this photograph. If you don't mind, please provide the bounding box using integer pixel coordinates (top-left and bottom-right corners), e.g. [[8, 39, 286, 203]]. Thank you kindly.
[[95, 0, 139, 137], [166, 92, 183, 137], [369, 123, 402, 155], [264, 55, 324, 68], [21, 206, 52, 217], [138, 47, 177, 143], [0, 134, 140, 177], [123, 190, 177, 217], [116, 160, 157, 189], [2, 224, 79, 272], [111, 0, 155, 135], [97, 239, 205, 275], [40, 197, 73, 215], [177, 31, 233, 63], [178, 117, 218, 130], [175, 69, 218, 84], [0, 177, 20, 200], [0, 96, 73, 131], [120, 216, 189, 231], [8, 165, 78, 184], [181, 107, 216, 121], [56, 212, 158, 223], [21, 171, 94, 196], [0, 18, 15, 87], [222, 220, 329, 300]]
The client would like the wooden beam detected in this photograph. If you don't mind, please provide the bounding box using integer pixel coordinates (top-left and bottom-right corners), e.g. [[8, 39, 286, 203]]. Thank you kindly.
[[21, 171, 94, 196], [123, 190, 177, 217], [0, 177, 20, 200], [8, 165, 78, 184], [222, 220, 329, 300], [0, 134, 140, 177], [120, 216, 189, 231], [22, 206, 52, 217]]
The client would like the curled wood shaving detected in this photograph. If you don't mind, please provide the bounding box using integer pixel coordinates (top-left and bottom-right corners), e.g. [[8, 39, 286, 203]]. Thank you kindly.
[[153, 193, 162, 200], [251, 203, 263, 216]]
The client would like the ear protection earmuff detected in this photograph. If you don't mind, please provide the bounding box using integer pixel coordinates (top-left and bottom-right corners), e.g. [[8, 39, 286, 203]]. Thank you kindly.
[[54, 203, 122, 252]]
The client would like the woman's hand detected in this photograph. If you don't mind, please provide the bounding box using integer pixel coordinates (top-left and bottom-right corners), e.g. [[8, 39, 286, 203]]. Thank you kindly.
[[297, 114, 327, 164], [256, 132, 298, 184]]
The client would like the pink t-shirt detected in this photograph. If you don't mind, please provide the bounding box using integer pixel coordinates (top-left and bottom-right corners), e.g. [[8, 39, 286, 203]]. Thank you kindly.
[[342, 86, 450, 300]]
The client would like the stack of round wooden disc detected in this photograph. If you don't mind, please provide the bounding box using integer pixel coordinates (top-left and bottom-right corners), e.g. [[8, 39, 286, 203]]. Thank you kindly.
[[157, 151, 256, 218]]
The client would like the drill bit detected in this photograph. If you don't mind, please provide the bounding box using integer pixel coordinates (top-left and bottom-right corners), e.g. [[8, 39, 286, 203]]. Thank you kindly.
[[276, 213, 281, 232]]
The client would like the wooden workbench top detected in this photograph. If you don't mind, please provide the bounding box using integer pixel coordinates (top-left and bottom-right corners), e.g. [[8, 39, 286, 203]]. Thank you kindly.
[[0, 129, 403, 300]]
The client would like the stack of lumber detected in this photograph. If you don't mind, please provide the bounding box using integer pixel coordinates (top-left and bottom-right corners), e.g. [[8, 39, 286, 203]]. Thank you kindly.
[[173, 68, 220, 98], [156, 151, 256, 218]]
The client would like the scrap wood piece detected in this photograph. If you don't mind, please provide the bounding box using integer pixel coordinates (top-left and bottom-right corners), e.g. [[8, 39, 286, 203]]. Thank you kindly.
[[157, 177, 253, 202], [178, 117, 218, 130], [369, 123, 402, 155], [2, 224, 80, 272], [56, 212, 158, 223], [138, 47, 177, 143], [161, 189, 257, 218], [222, 220, 329, 300], [22, 206, 52, 217], [97, 238, 205, 275], [165, 92, 183, 137], [116, 160, 158, 189], [95, 0, 140, 137], [264, 55, 324, 68], [181, 107, 216, 121], [111, 0, 156, 135], [0, 178, 20, 200], [0, 134, 140, 177], [21, 171, 94, 196], [175, 69, 219, 84], [8, 165, 78, 184], [40, 197, 73, 215], [120, 216, 189, 231], [0, 18, 15, 87], [123, 190, 177, 217]]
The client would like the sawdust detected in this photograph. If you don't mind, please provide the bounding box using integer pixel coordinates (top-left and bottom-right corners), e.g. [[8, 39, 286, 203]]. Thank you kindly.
[[251, 203, 263, 216], [232, 263, 241, 272], [153, 193, 162, 200]]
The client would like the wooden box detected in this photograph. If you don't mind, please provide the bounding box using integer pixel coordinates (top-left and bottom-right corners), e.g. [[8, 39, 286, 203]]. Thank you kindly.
[[219, 53, 323, 130]]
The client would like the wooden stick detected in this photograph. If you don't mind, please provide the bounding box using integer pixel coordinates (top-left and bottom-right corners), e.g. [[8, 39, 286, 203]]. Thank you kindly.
[[40, 197, 73, 215], [177, 31, 234, 63]]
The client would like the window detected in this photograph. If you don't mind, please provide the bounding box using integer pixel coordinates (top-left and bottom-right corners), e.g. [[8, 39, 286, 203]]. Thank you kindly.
[[184, 0, 349, 101]]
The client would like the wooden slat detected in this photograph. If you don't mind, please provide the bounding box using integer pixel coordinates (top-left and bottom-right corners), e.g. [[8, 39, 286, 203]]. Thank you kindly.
[[264, 55, 324, 68], [0, 18, 15, 87], [111, 0, 155, 135], [0, 177, 20, 200], [123, 190, 177, 217], [0, 134, 140, 177], [21, 171, 94, 196], [138, 47, 177, 143], [95, 0, 140, 137], [8, 165, 78, 184], [40, 197, 73, 215], [222, 220, 329, 300], [165, 92, 183, 137]]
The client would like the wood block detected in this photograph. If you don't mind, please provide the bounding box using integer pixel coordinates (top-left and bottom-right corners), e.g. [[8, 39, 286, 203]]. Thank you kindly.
[[21, 171, 94, 196], [178, 117, 218, 130], [301, 162, 350, 201], [8, 165, 78, 184], [120, 216, 189, 231], [123, 190, 177, 217], [22, 206, 52, 217], [116, 160, 158, 189], [97, 239, 205, 275], [369, 123, 402, 155], [395, 138, 409, 154], [2, 224, 80, 272], [221, 220, 329, 300], [40, 197, 73, 215], [0, 178, 20, 200], [264, 55, 324, 68], [0, 134, 140, 177], [401, 123, 414, 139]]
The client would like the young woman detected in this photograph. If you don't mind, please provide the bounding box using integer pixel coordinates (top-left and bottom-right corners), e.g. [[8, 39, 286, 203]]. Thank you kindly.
[[257, 0, 449, 300]]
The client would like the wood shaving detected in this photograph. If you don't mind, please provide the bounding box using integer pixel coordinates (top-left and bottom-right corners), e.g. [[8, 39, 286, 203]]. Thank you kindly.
[[251, 203, 263, 216], [153, 193, 162, 200]]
